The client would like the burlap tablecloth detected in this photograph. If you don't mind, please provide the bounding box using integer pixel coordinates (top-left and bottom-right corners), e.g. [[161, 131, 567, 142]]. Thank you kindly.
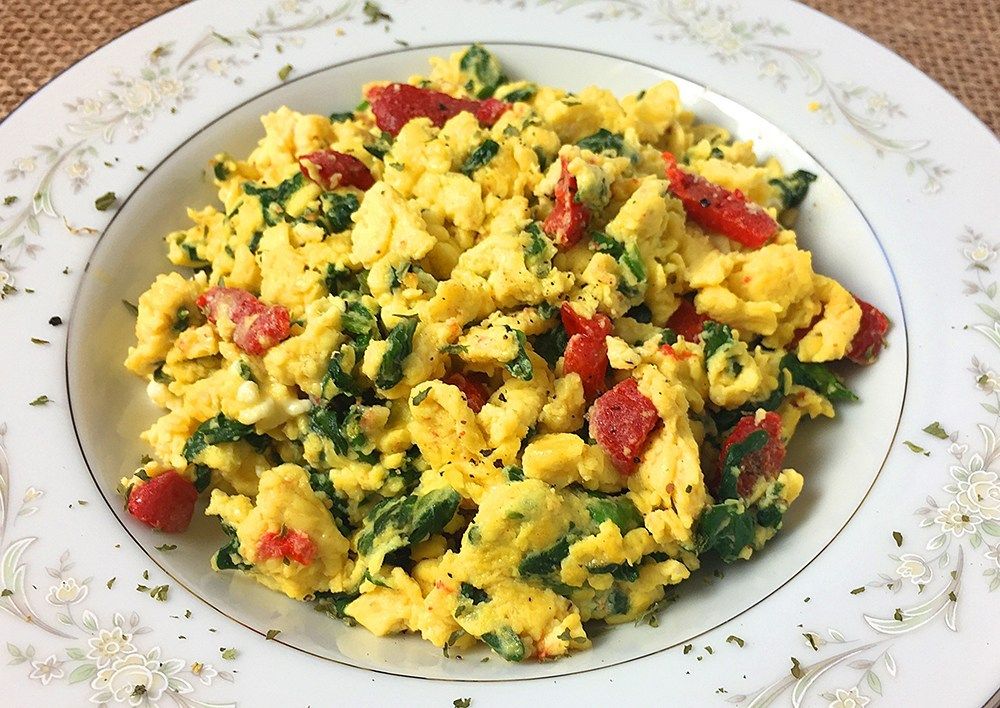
[[1, 0, 997, 132]]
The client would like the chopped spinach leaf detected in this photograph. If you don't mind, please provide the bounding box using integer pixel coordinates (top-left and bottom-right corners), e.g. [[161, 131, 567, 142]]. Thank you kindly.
[[701, 321, 733, 361], [375, 316, 418, 389], [618, 243, 646, 297], [318, 192, 359, 233], [576, 129, 634, 161], [769, 170, 817, 209], [780, 353, 857, 402], [696, 499, 755, 563], [363, 131, 393, 161], [214, 523, 251, 571], [523, 223, 555, 277], [586, 494, 643, 533], [307, 469, 351, 535], [500, 84, 537, 102], [482, 626, 525, 662], [172, 306, 190, 333], [459, 44, 507, 98], [183, 414, 259, 462], [504, 465, 525, 482], [519, 537, 572, 577], [460, 139, 500, 176], [329, 111, 354, 122], [243, 173, 305, 226], [717, 429, 768, 501], [356, 487, 460, 558], [504, 328, 533, 381]]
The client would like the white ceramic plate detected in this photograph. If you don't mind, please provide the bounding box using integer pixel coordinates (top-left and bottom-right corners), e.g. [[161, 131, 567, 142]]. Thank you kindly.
[[1, 1, 997, 706]]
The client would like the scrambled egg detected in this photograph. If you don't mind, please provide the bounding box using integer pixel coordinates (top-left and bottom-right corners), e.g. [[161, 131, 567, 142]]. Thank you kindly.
[[123, 46, 870, 662]]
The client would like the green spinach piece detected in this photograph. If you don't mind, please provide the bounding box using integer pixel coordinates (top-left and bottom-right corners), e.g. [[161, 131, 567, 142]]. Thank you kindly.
[[364, 131, 393, 161], [523, 223, 555, 277], [769, 170, 818, 209], [172, 306, 190, 333], [504, 328, 533, 381], [482, 626, 525, 662], [459, 44, 507, 98], [193, 465, 212, 493], [717, 429, 768, 501], [183, 414, 258, 462], [329, 111, 354, 122], [214, 523, 251, 571], [518, 537, 571, 577], [586, 494, 644, 533], [533, 322, 568, 368], [356, 487, 461, 558], [576, 129, 633, 161], [701, 321, 733, 361], [501, 84, 537, 102], [588, 562, 640, 583], [504, 465, 525, 482], [460, 139, 500, 176], [618, 243, 646, 298], [342, 300, 380, 350], [696, 499, 755, 563], [375, 316, 418, 389], [313, 590, 359, 624], [591, 230, 625, 259], [780, 353, 857, 402], [318, 192, 359, 234], [243, 172, 305, 226], [460, 582, 489, 605], [606, 587, 631, 616], [307, 469, 352, 536]]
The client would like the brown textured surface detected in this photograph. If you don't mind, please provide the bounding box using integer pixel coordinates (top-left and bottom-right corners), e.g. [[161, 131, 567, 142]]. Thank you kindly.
[[0, 0, 997, 132]]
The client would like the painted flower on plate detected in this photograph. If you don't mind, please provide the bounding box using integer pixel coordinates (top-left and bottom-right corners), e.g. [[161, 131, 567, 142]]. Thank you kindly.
[[950, 466, 1000, 521], [28, 655, 64, 686], [115, 77, 160, 116], [976, 371, 998, 393], [87, 627, 137, 669], [895, 553, 933, 585], [934, 501, 981, 538], [191, 661, 218, 686], [66, 159, 91, 192], [963, 237, 998, 267], [90, 648, 191, 706], [985, 544, 1000, 569], [828, 687, 871, 708], [68, 96, 104, 117], [46, 577, 88, 605]]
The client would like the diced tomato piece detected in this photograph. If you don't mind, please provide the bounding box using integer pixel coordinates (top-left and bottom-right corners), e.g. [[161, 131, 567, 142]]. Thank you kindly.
[[298, 150, 375, 191], [234, 306, 291, 356], [715, 412, 786, 499], [846, 297, 890, 365], [127, 470, 198, 533], [444, 372, 490, 413], [663, 151, 779, 248], [197, 286, 291, 355], [197, 286, 265, 324], [368, 83, 511, 136], [589, 378, 661, 474], [542, 158, 590, 249], [560, 302, 612, 340], [257, 529, 316, 565], [666, 299, 710, 342], [660, 343, 695, 360], [564, 333, 608, 401]]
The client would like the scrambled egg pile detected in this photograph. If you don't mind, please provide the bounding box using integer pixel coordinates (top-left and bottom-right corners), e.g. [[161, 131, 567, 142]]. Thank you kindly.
[[123, 46, 872, 662]]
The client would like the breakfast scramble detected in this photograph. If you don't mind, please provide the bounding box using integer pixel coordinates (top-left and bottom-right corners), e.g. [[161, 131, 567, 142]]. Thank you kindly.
[[122, 45, 889, 662]]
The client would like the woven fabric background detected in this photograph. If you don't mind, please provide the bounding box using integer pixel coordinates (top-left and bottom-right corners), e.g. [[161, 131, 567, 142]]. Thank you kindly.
[[0, 0, 997, 132]]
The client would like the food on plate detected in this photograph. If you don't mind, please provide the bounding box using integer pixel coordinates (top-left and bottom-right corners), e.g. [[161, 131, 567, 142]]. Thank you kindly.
[[121, 45, 889, 662]]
